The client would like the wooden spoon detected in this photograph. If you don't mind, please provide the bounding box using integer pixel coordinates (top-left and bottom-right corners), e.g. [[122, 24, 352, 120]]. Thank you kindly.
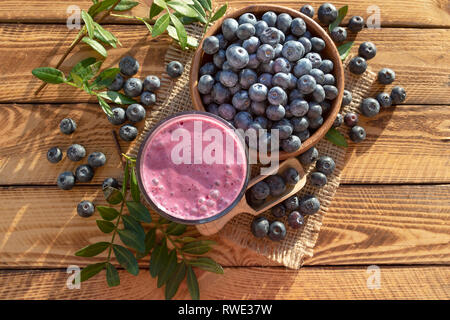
[[196, 157, 306, 236]]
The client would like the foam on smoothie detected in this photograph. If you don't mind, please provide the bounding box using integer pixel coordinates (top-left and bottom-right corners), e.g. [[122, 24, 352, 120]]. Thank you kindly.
[[140, 113, 247, 221]]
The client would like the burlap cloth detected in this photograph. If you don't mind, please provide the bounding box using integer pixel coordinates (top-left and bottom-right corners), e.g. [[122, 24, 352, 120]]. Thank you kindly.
[[128, 25, 377, 269]]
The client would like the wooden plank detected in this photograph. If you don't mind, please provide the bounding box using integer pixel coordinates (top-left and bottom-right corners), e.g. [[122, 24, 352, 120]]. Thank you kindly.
[[0, 185, 448, 268], [0, 266, 448, 299], [0, 25, 448, 104], [0, 0, 449, 27], [1, 104, 449, 185]]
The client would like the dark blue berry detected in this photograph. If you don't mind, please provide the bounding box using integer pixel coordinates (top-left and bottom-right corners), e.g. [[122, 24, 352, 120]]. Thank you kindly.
[[309, 116, 324, 129], [232, 90, 251, 110], [332, 113, 344, 128], [102, 177, 119, 190], [319, 59, 334, 73], [272, 72, 291, 90], [330, 27, 347, 43], [291, 17, 306, 36], [226, 46, 249, 69], [140, 91, 156, 106], [238, 13, 257, 25], [266, 175, 286, 196], [251, 216, 270, 238], [222, 18, 239, 40], [312, 85, 325, 102], [242, 36, 260, 54], [126, 103, 146, 123], [291, 116, 309, 132], [236, 23, 255, 40], [207, 103, 220, 116], [390, 86, 406, 104], [259, 27, 281, 46], [262, 11, 277, 27], [272, 204, 286, 218], [305, 52, 322, 68], [300, 5, 315, 18], [344, 112, 359, 127], [266, 104, 285, 121], [283, 167, 300, 185], [284, 195, 299, 211], [218, 103, 236, 120], [47, 147, 62, 163], [255, 20, 269, 37], [281, 135, 301, 152], [248, 83, 268, 102], [234, 111, 253, 130], [358, 41, 377, 60], [60, 118, 77, 135], [299, 37, 312, 53], [378, 68, 396, 85], [119, 56, 139, 76], [268, 221, 286, 241], [299, 194, 320, 215], [323, 73, 335, 85], [75, 164, 94, 183], [213, 49, 226, 68], [272, 119, 293, 139], [123, 78, 143, 97], [376, 92, 392, 108], [57, 171, 75, 190], [251, 180, 270, 200], [199, 62, 216, 76], [250, 101, 266, 116], [298, 147, 318, 165], [77, 200, 95, 218], [349, 125, 366, 142], [348, 16, 364, 32], [167, 61, 184, 78], [198, 74, 215, 94], [349, 56, 367, 75], [311, 37, 326, 52], [256, 43, 275, 63], [268, 86, 287, 105], [143, 75, 160, 91], [277, 13, 292, 33], [310, 171, 327, 187], [290, 99, 309, 117], [88, 151, 106, 168], [298, 74, 317, 94], [212, 83, 231, 104], [202, 35, 220, 54], [108, 73, 124, 91], [295, 129, 310, 141], [318, 3, 337, 25], [67, 144, 86, 162], [282, 41, 305, 62], [288, 211, 304, 229], [273, 57, 292, 74], [108, 107, 126, 125], [119, 124, 138, 141], [258, 73, 273, 88], [316, 156, 335, 175], [323, 85, 338, 100], [247, 53, 260, 69], [219, 70, 239, 88], [310, 68, 325, 84], [360, 98, 380, 117], [342, 90, 352, 106], [239, 68, 257, 89], [293, 58, 312, 77]]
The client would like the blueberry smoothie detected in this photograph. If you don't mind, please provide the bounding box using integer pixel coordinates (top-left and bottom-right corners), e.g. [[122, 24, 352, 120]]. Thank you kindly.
[[138, 112, 248, 223]]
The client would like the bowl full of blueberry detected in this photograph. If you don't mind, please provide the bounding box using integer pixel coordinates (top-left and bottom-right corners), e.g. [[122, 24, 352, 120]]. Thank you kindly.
[[190, 5, 344, 160]]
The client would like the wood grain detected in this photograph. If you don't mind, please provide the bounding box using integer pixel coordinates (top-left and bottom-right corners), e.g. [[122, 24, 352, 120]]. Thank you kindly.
[[1, 104, 449, 185], [0, 185, 448, 268], [0, 25, 448, 104], [0, 0, 448, 27], [0, 266, 448, 299]]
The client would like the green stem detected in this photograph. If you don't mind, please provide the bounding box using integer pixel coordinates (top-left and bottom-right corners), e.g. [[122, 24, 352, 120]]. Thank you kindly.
[[106, 199, 126, 262], [158, 226, 188, 262]]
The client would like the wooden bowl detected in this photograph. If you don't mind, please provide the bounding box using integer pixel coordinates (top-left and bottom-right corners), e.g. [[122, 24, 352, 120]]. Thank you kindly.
[[190, 5, 344, 160]]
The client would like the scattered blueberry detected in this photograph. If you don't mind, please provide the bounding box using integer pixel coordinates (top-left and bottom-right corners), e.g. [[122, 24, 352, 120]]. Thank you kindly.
[[75, 164, 94, 183], [251, 181, 270, 200], [299, 195, 320, 215], [272, 204, 286, 218], [300, 5, 315, 18], [126, 103, 146, 123], [87, 151, 106, 168], [108, 107, 126, 126], [59, 118, 77, 135], [143, 75, 161, 92], [342, 90, 352, 106], [360, 98, 381, 117], [316, 156, 335, 176], [349, 125, 366, 142], [167, 61, 184, 78], [123, 78, 143, 97], [67, 144, 86, 162], [332, 113, 343, 128], [288, 211, 304, 229], [57, 171, 76, 190], [284, 195, 299, 211], [390, 86, 407, 104], [310, 171, 327, 187], [318, 3, 338, 25], [102, 177, 119, 190], [298, 147, 318, 165], [119, 124, 138, 141], [330, 27, 347, 43], [283, 167, 300, 185], [349, 56, 367, 75], [119, 56, 139, 76], [77, 200, 95, 218], [140, 91, 156, 106], [47, 147, 62, 164], [378, 68, 396, 85], [281, 135, 301, 152], [358, 41, 377, 60], [348, 16, 364, 32], [108, 73, 124, 91], [377, 92, 392, 108], [251, 216, 270, 238], [344, 112, 359, 127], [268, 221, 287, 241]]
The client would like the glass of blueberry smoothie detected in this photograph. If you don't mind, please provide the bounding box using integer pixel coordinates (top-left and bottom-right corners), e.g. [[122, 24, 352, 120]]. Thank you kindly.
[[136, 111, 250, 224]]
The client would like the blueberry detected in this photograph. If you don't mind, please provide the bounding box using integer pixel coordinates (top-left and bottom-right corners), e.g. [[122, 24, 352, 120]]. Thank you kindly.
[[202, 94, 213, 105], [212, 83, 231, 104], [259, 27, 281, 46], [239, 68, 257, 89], [298, 74, 317, 94], [67, 144, 86, 162], [242, 36, 260, 54], [251, 216, 270, 238], [318, 3, 337, 25], [272, 57, 292, 74], [199, 62, 216, 76], [277, 30, 286, 44], [360, 98, 380, 117], [226, 46, 249, 69], [75, 164, 94, 183], [272, 119, 294, 139], [140, 91, 156, 106], [290, 99, 309, 117], [207, 103, 220, 116], [248, 83, 268, 102], [254, 116, 269, 129], [348, 16, 365, 32], [238, 13, 257, 25], [218, 70, 238, 88], [312, 85, 325, 103], [390, 86, 407, 104], [284, 195, 299, 211], [103, 177, 119, 191], [342, 90, 352, 106], [309, 116, 324, 129], [376, 92, 392, 108], [255, 20, 269, 37], [256, 43, 275, 63], [295, 129, 310, 142], [320, 100, 331, 113], [247, 53, 260, 69], [316, 156, 335, 175], [234, 111, 253, 130], [344, 112, 359, 127], [378, 68, 396, 85], [348, 56, 367, 75], [197, 75, 214, 95], [86, 151, 106, 168], [167, 61, 184, 78], [232, 90, 251, 110], [227, 84, 241, 97], [283, 167, 300, 185], [332, 113, 344, 128], [108, 73, 124, 91], [281, 135, 301, 152], [310, 68, 325, 84], [268, 221, 286, 241], [258, 60, 274, 73], [266, 105, 286, 121], [299, 195, 320, 215], [262, 11, 277, 27], [202, 35, 220, 54], [59, 118, 77, 135], [143, 75, 160, 91], [216, 33, 228, 49], [119, 56, 139, 76], [323, 85, 338, 100], [298, 147, 318, 165], [57, 171, 75, 190], [291, 17, 306, 36], [305, 52, 322, 68], [258, 73, 273, 88], [123, 78, 143, 97], [319, 60, 334, 74], [293, 58, 312, 77], [323, 74, 335, 85], [250, 101, 266, 116], [47, 147, 62, 163], [251, 180, 270, 200], [282, 41, 305, 62], [126, 104, 146, 123], [107, 107, 126, 126], [349, 125, 366, 142], [248, 192, 266, 207], [268, 86, 287, 105], [272, 72, 291, 90], [276, 13, 292, 33], [289, 88, 304, 101], [236, 23, 255, 40], [300, 5, 315, 18], [330, 27, 347, 43], [222, 18, 239, 40], [119, 124, 138, 141], [218, 103, 236, 120], [265, 175, 286, 196], [288, 73, 298, 89], [77, 200, 95, 218], [272, 204, 286, 218], [311, 37, 326, 52], [358, 42, 377, 60], [303, 30, 313, 39], [298, 37, 312, 53], [285, 34, 297, 42], [310, 171, 327, 187], [291, 116, 309, 132], [213, 50, 226, 68]]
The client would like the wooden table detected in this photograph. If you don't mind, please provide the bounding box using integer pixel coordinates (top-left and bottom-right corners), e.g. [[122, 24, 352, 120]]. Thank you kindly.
[[0, 0, 449, 300]]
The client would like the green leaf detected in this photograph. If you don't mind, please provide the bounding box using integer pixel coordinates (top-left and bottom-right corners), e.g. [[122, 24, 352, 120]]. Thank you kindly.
[[122, 160, 129, 196], [122, 215, 146, 239], [97, 206, 120, 221], [80, 262, 106, 282], [96, 220, 116, 233], [136, 228, 156, 259], [113, 244, 139, 275], [113, 0, 139, 11], [182, 240, 215, 255], [82, 37, 108, 57], [68, 57, 100, 81], [88, 0, 117, 18], [325, 128, 348, 147], [169, 14, 187, 49], [167, 1, 199, 18], [70, 72, 84, 88], [137, 17, 153, 34], [191, 0, 207, 23], [106, 263, 120, 287], [103, 186, 124, 205], [126, 201, 152, 223], [158, 217, 171, 224], [175, 236, 197, 243], [130, 168, 140, 202], [338, 41, 354, 61], [94, 23, 119, 48], [149, 241, 167, 277], [157, 249, 177, 287], [81, 10, 95, 39], [152, 13, 170, 37], [149, 3, 164, 19], [329, 5, 348, 32], [186, 266, 199, 300], [165, 262, 186, 300], [188, 257, 224, 274], [210, 4, 227, 22], [98, 96, 113, 117], [75, 242, 110, 257], [166, 222, 187, 236], [166, 26, 198, 48], [97, 91, 137, 104], [118, 229, 145, 252], [198, 0, 211, 12], [90, 68, 120, 91], [153, 0, 168, 9], [32, 67, 65, 84]]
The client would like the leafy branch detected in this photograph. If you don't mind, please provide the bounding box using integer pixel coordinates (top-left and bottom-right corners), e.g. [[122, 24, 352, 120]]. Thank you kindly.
[[75, 155, 223, 299]]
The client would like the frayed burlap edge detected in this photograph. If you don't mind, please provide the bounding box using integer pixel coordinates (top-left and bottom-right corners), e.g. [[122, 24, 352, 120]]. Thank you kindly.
[[128, 23, 377, 269]]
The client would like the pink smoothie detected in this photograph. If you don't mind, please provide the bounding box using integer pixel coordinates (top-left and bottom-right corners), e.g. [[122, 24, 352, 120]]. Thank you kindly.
[[139, 113, 248, 221]]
